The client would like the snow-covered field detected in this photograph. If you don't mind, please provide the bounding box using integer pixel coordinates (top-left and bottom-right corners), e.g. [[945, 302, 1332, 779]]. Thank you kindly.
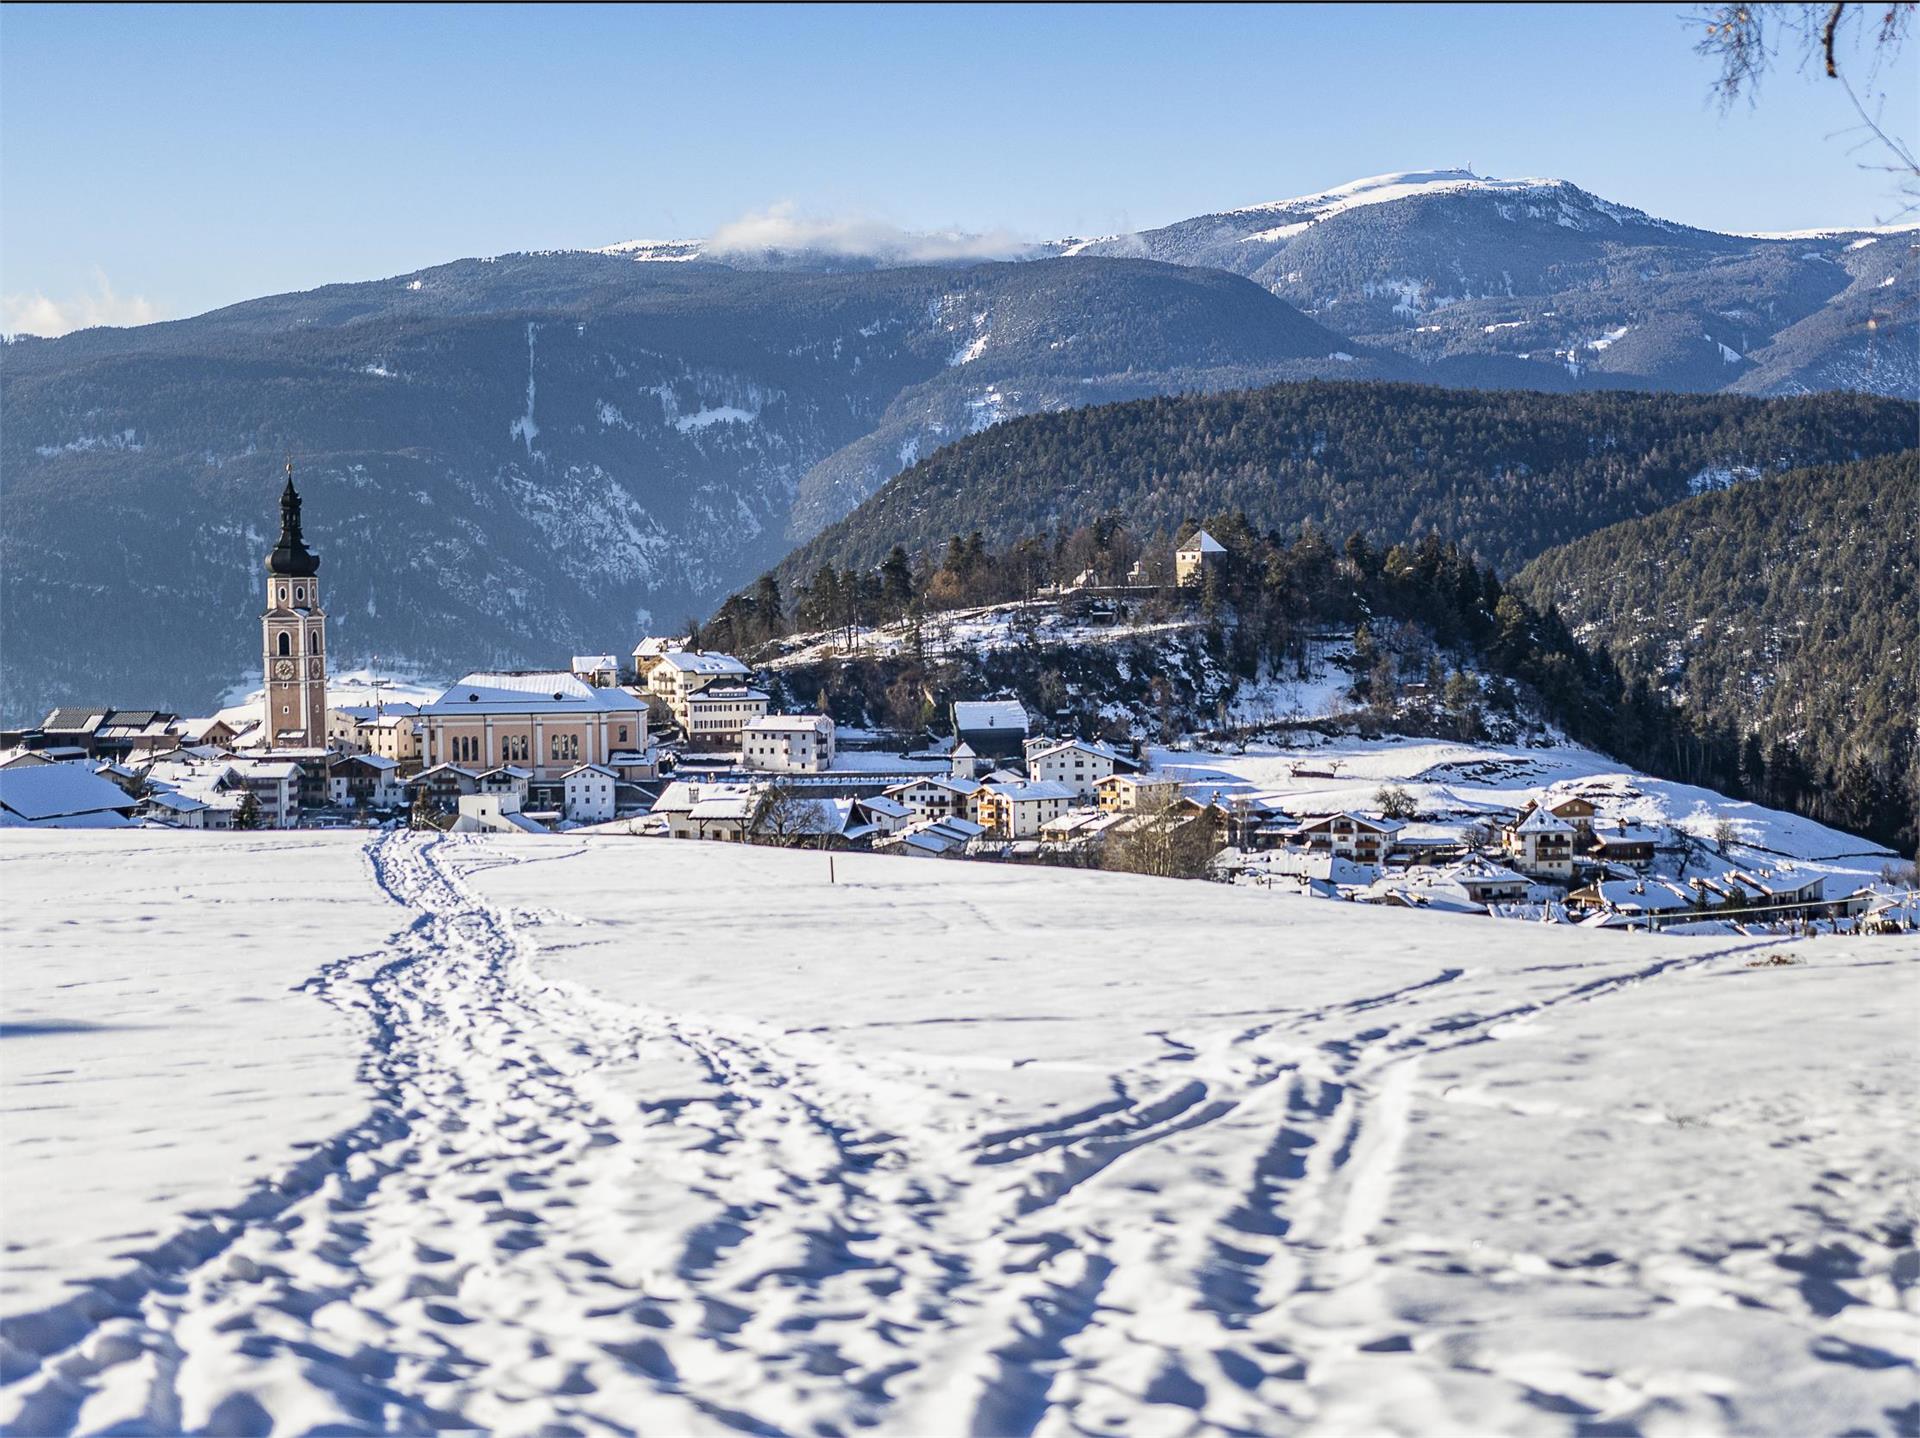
[[2, 829, 1915, 1435]]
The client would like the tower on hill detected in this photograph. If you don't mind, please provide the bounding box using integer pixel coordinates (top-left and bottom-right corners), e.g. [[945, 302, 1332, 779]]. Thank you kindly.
[[262, 462, 327, 748]]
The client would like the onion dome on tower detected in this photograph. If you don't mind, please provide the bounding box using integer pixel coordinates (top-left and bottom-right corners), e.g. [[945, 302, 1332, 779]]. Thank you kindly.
[[266, 461, 321, 578]]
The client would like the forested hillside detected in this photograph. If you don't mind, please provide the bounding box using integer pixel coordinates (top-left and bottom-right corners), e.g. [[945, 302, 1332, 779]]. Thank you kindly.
[[1515, 453, 1919, 852], [774, 383, 1916, 586]]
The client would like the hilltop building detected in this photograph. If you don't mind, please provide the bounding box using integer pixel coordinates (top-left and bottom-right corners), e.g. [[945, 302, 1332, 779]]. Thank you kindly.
[[1175, 529, 1226, 587]]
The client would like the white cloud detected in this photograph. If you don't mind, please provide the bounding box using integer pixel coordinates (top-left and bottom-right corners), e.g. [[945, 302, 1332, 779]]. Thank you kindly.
[[705, 202, 1035, 262], [2, 270, 166, 338]]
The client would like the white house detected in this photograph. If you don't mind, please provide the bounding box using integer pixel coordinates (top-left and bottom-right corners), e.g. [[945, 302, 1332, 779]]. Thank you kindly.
[[1285, 812, 1403, 865], [741, 714, 836, 773], [453, 792, 549, 835], [563, 764, 618, 823], [683, 686, 770, 745], [1504, 806, 1577, 880], [977, 779, 1078, 838], [222, 757, 303, 828], [1175, 529, 1227, 587], [329, 753, 405, 810], [647, 651, 753, 722], [571, 654, 621, 688], [885, 775, 983, 823], [140, 788, 214, 829], [1025, 738, 1119, 799]]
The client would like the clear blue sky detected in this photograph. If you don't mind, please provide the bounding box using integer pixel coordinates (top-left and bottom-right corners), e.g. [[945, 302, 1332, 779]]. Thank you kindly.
[[4, 2, 1915, 332]]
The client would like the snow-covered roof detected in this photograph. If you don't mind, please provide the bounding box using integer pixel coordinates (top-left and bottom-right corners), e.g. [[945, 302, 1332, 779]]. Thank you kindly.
[[687, 686, 769, 704], [333, 753, 399, 772], [1177, 529, 1227, 555], [143, 790, 210, 814], [953, 700, 1030, 732], [424, 672, 647, 716], [857, 794, 912, 820], [1515, 807, 1575, 835], [1029, 738, 1119, 764], [985, 780, 1077, 803], [631, 635, 689, 658], [745, 714, 833, 734], [572, 654, 619, 671], [0, 765, 140, 824], [565, 764, 618, 780], [656, 651, 751, 677], [1292, 811, 1404, 835]]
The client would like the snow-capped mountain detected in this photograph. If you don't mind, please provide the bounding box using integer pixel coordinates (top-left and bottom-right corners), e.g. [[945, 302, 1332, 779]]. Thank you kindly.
[[1065, 169, 1917, 396], [2, 170, 1911, 720]]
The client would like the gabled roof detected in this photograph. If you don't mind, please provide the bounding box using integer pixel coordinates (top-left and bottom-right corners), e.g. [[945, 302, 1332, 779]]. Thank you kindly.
[[565, 764, 618, 779], [1515, 806, 1575, 835], [0, 765, 140, 823], [423, 672, 646, 716], [1177, 529, 1227, 555], [953, 699, 1030, 732], [655, 650, 751, 678], [1291, 811, 1404, 835], [984, 780, 1078, 803], [572, 654, 619, 671], [1028, 738, 1119, 765], [745, 714, 833, 734]]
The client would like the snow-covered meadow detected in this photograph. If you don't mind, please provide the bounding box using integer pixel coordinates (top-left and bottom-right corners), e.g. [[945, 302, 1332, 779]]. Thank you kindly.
[[2, 827, 1914, 1436]]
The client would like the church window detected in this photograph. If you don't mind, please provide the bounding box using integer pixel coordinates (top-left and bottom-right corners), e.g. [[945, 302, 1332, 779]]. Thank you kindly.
[[550, 734, 580, 763], [295, 587, 304, 603], [278, 632, 291, 656], [617, 725, 629, 744], [279, 586, 288, 604], [311, 631, 321, 653]]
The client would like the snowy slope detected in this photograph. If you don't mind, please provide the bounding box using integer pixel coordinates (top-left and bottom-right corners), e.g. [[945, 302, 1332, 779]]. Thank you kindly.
[[2, 829, 1914, 1435]]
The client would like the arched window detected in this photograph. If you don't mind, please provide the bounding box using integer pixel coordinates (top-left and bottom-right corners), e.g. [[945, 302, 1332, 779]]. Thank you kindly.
[[295, 587, 304, 603], [278, 632, 291, 656], [310, 630, 321, 654], [279, 586, 289, 604]]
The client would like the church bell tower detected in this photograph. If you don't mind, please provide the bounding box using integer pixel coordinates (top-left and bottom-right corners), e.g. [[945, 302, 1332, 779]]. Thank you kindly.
[[262, 462, 327, 749]]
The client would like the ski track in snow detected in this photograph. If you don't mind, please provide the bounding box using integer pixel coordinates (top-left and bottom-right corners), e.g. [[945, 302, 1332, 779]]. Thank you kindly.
[[0, 833, 1859, 1435]]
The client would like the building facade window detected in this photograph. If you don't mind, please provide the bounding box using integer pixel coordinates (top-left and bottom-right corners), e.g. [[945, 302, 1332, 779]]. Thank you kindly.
[[278, 632, 292, 656], [550, 734, 580, 763], [503, 735, 530, 763]]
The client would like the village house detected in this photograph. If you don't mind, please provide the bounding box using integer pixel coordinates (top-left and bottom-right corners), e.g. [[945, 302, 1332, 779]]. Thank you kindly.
[[683, 685, 770, 745], [571, 655, 621, 688], [1094, 772, 1183, 814], [951, 699, 1031, 760], [874, 814, 987, 858], [174, 716, 242, 750], [1024, 738, 1120, 799], [221, 756, 303, 828], [1503, 806, 1577, 880], [741, 714, 836, 773], [647, 651, 753, 721], [1285, 811, 1404, 865], [404, 762, 483, 814], [140, 788, 216, 829], [420, 672, 648, 781], [977, 779, 1078, 839], [629, 636, 689, 684], [329, 753, 405, 810], [0, 764, 141, 829], [1539, 795, 1599, 845], [885, 775, 984, 824], [453, 791, 548, 835], [1589, 820, 1658, 868], [361, 711, 424, 770], [563, 764, 617, 824], [1175, 529, 1226, 587]]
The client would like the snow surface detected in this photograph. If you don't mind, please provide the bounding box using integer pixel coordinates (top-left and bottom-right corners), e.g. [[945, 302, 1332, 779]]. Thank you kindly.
[[2, 827, 1914, 1434]]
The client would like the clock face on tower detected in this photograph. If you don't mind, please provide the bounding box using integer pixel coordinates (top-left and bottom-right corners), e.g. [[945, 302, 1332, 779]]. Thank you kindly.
[[275, 658, 295, 680], [307, 657, 322, 679]]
